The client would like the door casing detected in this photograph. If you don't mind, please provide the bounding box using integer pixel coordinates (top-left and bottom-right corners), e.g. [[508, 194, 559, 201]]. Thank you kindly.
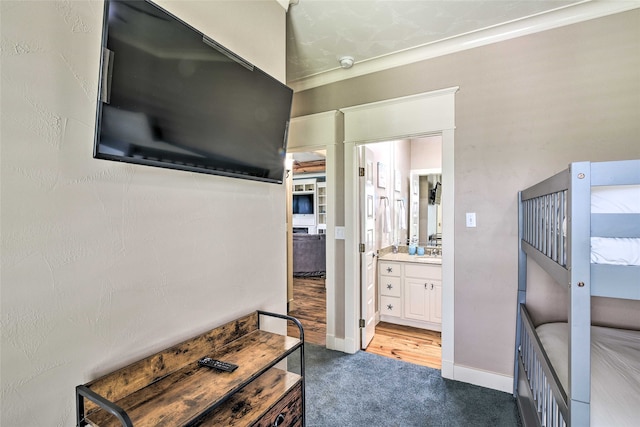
[[342, 87, 458, 380]]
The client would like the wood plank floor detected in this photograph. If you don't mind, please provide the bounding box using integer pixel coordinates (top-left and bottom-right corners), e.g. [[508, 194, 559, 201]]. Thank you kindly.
[[365, 322, 442, 370], [288, 276, 326, 346], [288, 277, 442, 370]]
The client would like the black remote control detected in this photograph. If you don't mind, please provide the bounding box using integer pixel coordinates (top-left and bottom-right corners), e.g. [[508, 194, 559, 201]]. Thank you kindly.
[[198, 357, 238, 372]]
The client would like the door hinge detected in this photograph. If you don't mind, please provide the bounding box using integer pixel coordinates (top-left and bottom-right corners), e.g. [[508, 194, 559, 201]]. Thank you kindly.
[[359, 167, 365, 177], [359, 319, 365, 328], [359, 243, 365, 253]]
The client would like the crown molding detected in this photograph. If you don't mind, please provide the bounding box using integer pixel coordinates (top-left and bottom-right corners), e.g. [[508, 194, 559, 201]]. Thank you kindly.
[[276, 0, 291, 11], [288, 1, 640, 93]]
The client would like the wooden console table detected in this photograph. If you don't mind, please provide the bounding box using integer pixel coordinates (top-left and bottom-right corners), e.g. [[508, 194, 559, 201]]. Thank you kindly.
[[75, 311, 304, 426]]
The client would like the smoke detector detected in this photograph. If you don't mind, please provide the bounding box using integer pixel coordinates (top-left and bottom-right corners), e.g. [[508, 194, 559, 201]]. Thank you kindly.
[[339, 56, 354, 69]]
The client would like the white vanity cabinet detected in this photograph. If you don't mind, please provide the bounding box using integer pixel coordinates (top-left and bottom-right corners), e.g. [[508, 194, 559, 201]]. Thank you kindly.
[[378, 259, 442, 331], [404, 263, 442, 326]]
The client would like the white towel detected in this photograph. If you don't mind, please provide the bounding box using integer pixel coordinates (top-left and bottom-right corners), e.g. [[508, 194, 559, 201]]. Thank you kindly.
[[381, 198, 391, 233], [398, 200, 407, 230]]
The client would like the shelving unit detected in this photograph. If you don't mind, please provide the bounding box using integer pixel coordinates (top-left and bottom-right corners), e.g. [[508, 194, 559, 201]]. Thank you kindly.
[[293, 180, 315, 193], [293, 178, 317, 234], [316, 182, 326, 234], [76, 311, 304, 427]]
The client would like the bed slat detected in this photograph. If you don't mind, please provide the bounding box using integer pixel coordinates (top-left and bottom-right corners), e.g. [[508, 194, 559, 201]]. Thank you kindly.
[[591, 213, 640, 238], [521, 168, 570, 201], [591, 265, 640, 299], [591, 159, 640, 186]]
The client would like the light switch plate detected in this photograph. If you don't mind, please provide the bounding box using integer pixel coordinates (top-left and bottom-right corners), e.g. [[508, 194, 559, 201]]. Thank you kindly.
[[335, 226, 345, 239], [466, 212, 477, 228]]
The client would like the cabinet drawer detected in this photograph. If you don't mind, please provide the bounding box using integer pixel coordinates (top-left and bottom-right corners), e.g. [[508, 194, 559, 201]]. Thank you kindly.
[[405, 263, 441, 280], [380, 296, 401, 317], [198, 369, 301, 427], [379, 261, 401, 277], [380, 276, 401, 297], [253, 381, 303, 427]]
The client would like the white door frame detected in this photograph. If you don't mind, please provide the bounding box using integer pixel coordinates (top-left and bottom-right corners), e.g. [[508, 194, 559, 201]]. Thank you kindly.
[[287, 111, 342, 349], [342, 87, 458, 380]]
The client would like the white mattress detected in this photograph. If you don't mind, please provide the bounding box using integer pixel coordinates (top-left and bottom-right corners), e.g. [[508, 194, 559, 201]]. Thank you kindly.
[[590, 185, 640, 266], [536, 322, 640, 427], [591, 185, 640, 214]]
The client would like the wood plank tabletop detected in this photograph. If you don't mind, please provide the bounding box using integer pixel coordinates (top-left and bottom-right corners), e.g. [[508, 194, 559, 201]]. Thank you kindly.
[[85, 330, 301, 427]]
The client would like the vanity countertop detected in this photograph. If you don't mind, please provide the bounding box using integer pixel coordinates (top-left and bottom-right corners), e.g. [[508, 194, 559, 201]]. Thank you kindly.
[[378, 252, 442, 265]]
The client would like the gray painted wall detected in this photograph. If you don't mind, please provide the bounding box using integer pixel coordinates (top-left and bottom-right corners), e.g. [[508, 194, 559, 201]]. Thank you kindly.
[[292, 10, 640, 376]]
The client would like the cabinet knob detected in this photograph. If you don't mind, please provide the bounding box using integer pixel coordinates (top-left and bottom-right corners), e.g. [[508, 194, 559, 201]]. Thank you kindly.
[[273, 413, 286, 426], [387, 304, 393, 311], [386, 267, 392, 273], [387, 284, 393, 290], [431, 283, 434, 290]]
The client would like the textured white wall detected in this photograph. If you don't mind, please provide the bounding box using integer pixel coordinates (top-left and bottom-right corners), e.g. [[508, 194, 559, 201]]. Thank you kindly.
[[0, 1, 286, 425]]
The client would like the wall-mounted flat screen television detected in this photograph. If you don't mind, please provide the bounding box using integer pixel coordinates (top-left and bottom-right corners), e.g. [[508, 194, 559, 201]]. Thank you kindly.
[[94, 0, 293, 184]]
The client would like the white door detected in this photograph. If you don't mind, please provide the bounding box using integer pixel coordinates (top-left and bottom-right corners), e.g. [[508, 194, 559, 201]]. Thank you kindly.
[[360, 147, 376, 349]]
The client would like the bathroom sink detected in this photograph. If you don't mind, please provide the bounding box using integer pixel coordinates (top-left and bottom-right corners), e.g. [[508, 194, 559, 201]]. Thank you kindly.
[[379, 252, 442, 264], [414, 256, 442, 264]]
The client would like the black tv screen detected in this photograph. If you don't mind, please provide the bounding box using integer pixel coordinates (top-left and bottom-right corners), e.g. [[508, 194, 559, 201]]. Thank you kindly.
[[94, 0, 293, 183], [293, 194, 314, 215]]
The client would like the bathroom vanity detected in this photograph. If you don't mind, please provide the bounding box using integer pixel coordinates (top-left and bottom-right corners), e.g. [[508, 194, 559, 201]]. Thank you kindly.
[[378, 252, 442, 331]]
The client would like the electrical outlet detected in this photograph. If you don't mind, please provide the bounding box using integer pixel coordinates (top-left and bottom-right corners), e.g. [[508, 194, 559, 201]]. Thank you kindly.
[[466, 212, 476, 228]]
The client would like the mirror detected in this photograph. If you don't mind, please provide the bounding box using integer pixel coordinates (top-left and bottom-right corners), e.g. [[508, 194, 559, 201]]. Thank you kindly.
[[409, 169, 442, 246]]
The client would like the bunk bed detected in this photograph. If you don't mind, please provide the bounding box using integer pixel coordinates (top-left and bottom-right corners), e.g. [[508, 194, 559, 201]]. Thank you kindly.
[[514, 160, 640, 427]]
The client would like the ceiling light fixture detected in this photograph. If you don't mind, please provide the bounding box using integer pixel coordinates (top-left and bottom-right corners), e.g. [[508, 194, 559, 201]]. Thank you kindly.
[[339, 56, 354, 69]]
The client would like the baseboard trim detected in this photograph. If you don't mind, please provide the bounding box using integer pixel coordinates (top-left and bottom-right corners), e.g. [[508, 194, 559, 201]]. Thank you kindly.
[[441, 359, 454, 380], [343, 336, 357, 354], [453, 364, 513, 393], [325, 334, 346, 352], [327, 337, 512, 393], [378, 315, 442, 332]]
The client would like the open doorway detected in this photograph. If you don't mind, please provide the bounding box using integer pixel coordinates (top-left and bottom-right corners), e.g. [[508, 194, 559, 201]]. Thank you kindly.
[[287, 150, 328, 346], [342, 87, 457, 380], [355, 136, 443, 370], [286, 88, 457, 379]]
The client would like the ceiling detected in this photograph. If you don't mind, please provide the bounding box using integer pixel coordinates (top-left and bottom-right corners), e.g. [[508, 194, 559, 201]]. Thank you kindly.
[[285, 0, 638, 91], [292, 149, 326, 163]]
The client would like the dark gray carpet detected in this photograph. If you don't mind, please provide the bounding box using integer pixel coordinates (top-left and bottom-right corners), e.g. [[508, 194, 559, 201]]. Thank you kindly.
[[289, 343, 522, 427]]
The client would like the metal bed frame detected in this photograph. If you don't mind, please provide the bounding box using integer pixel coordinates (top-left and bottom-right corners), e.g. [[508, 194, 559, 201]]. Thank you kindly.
[[513, 160, 640, 427]]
